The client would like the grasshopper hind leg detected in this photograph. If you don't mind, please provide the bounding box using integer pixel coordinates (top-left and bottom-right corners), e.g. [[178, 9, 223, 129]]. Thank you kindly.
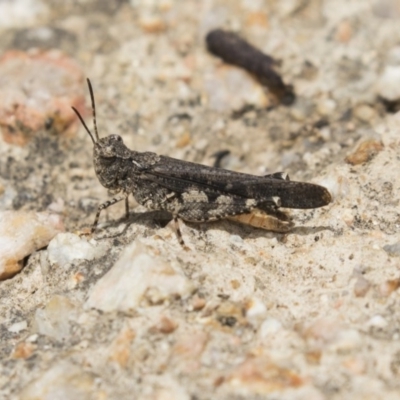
[[228, 208, 293, 233]]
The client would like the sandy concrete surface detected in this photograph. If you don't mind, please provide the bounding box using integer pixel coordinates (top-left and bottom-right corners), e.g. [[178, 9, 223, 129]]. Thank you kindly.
[[0, 1, 400, 399]]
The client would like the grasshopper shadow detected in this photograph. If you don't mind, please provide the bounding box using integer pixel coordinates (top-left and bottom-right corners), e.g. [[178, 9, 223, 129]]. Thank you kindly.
[[91, 210, 172, 240], [92, 210, 334, 242]]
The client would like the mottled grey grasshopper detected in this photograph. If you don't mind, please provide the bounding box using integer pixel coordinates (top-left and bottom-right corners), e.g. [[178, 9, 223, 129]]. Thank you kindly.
[[72, 79, 331, 244]]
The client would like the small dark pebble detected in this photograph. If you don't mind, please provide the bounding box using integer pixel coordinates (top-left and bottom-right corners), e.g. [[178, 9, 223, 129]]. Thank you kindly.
[[313, 118, 329, 129], [383, 243, 400, 257], [379, 97, 400, 114], [217, 315, 237, 327], [44, 117, 54, 130]]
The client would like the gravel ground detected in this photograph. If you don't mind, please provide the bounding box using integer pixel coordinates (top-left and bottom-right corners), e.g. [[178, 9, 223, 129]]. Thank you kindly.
[[1, 0, 400, 399]]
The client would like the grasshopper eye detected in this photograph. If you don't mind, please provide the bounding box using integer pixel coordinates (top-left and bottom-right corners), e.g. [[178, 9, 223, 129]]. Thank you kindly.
[[110, 135, 122, 142]]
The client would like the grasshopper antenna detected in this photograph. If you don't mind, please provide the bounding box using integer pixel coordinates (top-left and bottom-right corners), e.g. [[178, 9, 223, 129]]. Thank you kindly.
[[71, 78, 99, 145], [86, 78, 100, 142]]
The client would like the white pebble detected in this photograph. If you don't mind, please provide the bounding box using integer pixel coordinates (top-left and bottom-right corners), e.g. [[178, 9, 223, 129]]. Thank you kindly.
[[34, 295, 78, 340], [229, 234, 244, 245], [19, 360, 97, 399], [353, 104, 376, 122], [246, 297, 267, 320], [47, 233, 108, 268], [367, 315, 388, 328], [26, 334, 38, 343], [376, 66, 400, 101], [259, 318, 283, 338], [331, 329, 362, 351], [8, 320, 28, 333], [317, 98, 337, 116], [0, 0, 48, 28], [85, 240, 194, 312]]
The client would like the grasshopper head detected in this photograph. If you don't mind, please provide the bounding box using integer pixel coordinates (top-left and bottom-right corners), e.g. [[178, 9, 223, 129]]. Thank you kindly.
[[92, 135, 132, 190], [72, 79, 131, 190], [95, 134, 125, 157]]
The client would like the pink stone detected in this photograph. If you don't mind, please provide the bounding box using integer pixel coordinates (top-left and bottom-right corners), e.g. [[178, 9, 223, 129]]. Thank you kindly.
[[0, 50, 86, 146]]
